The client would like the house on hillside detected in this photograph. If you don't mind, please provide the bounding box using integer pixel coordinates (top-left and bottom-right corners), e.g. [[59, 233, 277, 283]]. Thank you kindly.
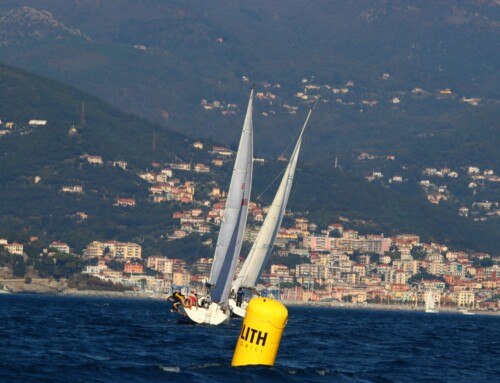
[[211, 146, 233, 157], [124, 263, 144, 274], [86, 155, 103, 165], [29, 120, 47, 126], [3, 242, 23, 255], [49, 242, 70, 254], [171, 163, 191, 171], [61, 185, 83, 194], [115, 198, 136, 207], [139, 172, 156, 182], [113, 160, 127, 170], [194, 163, 210, 173]]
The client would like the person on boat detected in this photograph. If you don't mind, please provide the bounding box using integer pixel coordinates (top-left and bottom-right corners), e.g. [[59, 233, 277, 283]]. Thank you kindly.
[[188, 290, 198, 308], [236, 287, 244, 307], [198, 294, 210, 308], [168, 290, 184, 311]]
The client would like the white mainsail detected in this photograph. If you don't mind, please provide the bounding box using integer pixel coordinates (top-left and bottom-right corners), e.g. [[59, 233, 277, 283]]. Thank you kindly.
[[207, 88, 254, 306], [426, 291, 434, 310], [232, 108, 312, 293]]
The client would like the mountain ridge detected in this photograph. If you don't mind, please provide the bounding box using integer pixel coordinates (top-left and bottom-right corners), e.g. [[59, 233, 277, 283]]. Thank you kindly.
[[0, 0, 498, 167], [0, 6, 89, 45]]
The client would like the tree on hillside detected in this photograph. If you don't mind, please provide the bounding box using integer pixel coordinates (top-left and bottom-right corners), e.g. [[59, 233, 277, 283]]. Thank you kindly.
[[34, 252, 81, 279], [0, 250, 26, 278], [472, 257, 493, 268], [411, 245, 427, 260], [12, 255, 26, 278], [408, 268, 445, 284]]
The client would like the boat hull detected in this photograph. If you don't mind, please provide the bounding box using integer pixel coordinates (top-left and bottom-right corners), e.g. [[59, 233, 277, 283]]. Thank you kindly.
[[228, 298, 247, 318], [175, 302, 230, 325], [460, 310, 475, 315]]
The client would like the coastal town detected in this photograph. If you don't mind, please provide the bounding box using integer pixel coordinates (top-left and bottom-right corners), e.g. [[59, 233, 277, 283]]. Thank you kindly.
[[1, 217, 498, 312], [0, 89, 498, 313], [0, 137, 498, 312]]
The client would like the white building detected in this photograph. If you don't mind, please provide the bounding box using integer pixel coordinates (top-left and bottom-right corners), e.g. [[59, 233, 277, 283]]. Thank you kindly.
[[49, 242, 70, 254]]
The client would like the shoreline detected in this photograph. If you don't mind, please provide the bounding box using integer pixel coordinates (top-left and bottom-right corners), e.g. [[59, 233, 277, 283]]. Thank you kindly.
[[282, 300, 500, 316], [2, 287, 498, 316], [1, 279, 498, 316], [0, 279, 170, 301]]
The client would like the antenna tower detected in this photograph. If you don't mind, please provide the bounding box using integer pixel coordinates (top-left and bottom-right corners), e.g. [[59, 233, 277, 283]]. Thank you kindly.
[[80, 101, 86, 127]]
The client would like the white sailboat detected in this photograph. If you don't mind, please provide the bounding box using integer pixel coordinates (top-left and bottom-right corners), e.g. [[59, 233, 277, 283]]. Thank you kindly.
[[459, 308, 475, 315], [425, 290, 439, 313], [176, 89, 254, 325], [229, 108, 313, 318]]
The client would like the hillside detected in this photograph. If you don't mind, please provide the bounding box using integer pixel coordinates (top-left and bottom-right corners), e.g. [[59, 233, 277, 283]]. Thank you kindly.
[[0, 0, 498, 169], [0, 64, 498, 256], [0, 62, 205, 251]]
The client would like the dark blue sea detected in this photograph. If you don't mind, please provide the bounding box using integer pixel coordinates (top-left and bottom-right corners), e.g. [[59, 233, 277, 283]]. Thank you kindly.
[[0, 294, 498, 383]]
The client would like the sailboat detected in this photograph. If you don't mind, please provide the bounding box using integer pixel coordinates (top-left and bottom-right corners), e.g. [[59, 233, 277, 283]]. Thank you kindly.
[[229, 108, 313, 318], [425, 290, 439, 313], [459, 307, 475, 315], [460, 309, 475, 315], [175, 89, 254, 325]]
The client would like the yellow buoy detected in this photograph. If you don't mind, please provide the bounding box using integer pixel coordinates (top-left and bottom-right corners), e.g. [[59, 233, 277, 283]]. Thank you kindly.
[[231, 297, 288, 367]]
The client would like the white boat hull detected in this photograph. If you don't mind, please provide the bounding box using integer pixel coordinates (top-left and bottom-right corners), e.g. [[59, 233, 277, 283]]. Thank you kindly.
[[460, 310, 475, 315], [425, 309, 439, 313], [228, 298, 247, 318], [176, 302, 230, 325]]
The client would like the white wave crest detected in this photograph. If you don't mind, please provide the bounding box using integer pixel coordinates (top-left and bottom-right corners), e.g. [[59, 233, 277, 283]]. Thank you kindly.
[[159, 365, 181, 373]]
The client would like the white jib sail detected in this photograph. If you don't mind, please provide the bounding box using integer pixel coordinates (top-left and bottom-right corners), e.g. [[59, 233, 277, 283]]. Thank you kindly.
[[233, 108, 312, 292], [208, 89, 254, 305]]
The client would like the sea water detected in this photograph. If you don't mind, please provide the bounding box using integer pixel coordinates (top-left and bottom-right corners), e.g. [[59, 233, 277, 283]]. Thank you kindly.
[[0, 294, 498, 382]]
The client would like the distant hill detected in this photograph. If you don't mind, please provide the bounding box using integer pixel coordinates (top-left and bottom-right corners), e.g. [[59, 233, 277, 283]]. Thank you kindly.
[[0, 6, 88, 44], [0, 62, 202, 251], [0, 0, 498, 169], [0, 63, 498, 256]]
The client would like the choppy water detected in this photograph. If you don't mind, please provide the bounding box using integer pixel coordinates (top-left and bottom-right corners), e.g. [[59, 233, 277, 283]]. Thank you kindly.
[[0, 294, 498, 382]]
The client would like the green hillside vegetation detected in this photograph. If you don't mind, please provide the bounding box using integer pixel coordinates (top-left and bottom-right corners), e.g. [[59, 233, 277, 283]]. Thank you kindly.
[[290, 166, 500, 254], [0, 62, 191, 175], [0, 63, 195, 249], [0, 63, 498, 258], [253, 163, 500, 255]]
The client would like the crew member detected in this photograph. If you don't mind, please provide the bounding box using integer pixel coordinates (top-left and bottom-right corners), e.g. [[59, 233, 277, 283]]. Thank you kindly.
[[168, 290, 184, 311], [236, 287, 244, 307], [189, 290, 198, 307]]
